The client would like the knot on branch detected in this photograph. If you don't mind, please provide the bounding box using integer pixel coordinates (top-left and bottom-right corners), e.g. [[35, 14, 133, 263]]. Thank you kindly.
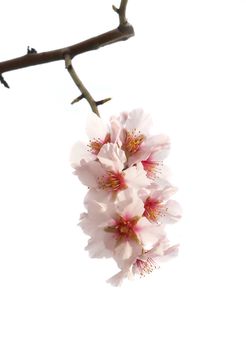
[[27, 46, 37, 54]]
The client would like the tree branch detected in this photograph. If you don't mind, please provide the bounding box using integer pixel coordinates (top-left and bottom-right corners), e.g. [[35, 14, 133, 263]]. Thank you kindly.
[[0, 0, 133, 116], [65, 55, 111, 117], [113, 0, 129, 27], [0, 1, 134, 75]]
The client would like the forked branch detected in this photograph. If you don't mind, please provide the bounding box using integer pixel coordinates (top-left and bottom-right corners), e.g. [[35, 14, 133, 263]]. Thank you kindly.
[[65, 55, 111, 117], [0, 0, 133, 116]]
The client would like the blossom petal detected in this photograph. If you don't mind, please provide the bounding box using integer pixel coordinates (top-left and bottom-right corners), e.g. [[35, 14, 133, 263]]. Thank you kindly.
[[125, 109, 152, 134], [97, 143, 126, 172], [114, 241, 133, 261], [70, 141, 94, 167], [86, 113, 108, 140], [163, 200, 182, 224], [115, 188, 145, 217], [124, 163, 151, 189], [110, 116, 123, 144], [136, 217, 163, 248], [74, 160, 105, 187], [107, 268, 133, 287], [85, 237, 112, 258]]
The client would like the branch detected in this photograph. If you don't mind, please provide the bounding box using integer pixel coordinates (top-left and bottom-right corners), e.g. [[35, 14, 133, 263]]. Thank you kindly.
[[0, 74, 9, 88], [113, 0, 129, 27], [0, 1, 133, 116], [65, 55, 111, 117], [0, 1, 134, 75]]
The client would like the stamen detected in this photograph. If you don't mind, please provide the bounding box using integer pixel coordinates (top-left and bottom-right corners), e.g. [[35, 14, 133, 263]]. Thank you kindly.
[[105, 215, 141, 243], [144, 197, 165, 223], [142, 158, 163, 179], [135, 257, 159, 277], [122, 129, 144, 156], [98, 172, 127, 192], [88, 133, 111, 155]]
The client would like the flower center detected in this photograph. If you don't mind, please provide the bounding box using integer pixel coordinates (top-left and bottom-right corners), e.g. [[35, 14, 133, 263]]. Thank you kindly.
[[141, 157, 162, 179], [98, 172, 127, 192], [144, 197, 165, 223], [123, 130, 144, 156], [105, 215, 140, 242], [134, 257, 159, 276], [88, 133, 111, 155]]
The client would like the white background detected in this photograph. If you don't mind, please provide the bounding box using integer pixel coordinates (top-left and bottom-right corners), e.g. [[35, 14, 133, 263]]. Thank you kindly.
[[0, 0, 246, 349]]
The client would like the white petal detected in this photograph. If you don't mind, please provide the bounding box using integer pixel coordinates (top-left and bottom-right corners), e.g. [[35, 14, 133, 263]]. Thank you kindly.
[[70, 141, 94, 167], [114, 241, 133, 261], [144, 237, 169, 258], [97, 143, 126, 172], [124, 163, 151, 189], [107, 268, 132, 287], [128, 134, 170, 166], [148, 182, 177, 202], [125, 109, 152, 134], [137, 217, 163, 247], [144, 134, 170, 156], [74, 160, 105, 187], [85, 237, 112, 258], [86, 113, 108, 140], [114, 241, 142, 270], [163, 200, 182, 224], [109, 116, 123, 144], [115, 188, 144, 217], [84, 189, 116, 225]]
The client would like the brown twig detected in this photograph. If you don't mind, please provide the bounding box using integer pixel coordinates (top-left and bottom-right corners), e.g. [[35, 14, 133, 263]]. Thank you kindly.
[[0, 0, 133, 116], [113, 0, 129, 27], [0, 0, 133, 76], [65, 55, 112, 117]]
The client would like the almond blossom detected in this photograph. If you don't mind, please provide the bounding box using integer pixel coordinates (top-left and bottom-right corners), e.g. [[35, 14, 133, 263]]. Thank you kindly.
[[74, 143, 150, 194], [70, 112, 121, 167], [108, 237, 179, 286], [140, 181, 182, 224], [71, 109, 181, 286], [80, 189, 164, 268]]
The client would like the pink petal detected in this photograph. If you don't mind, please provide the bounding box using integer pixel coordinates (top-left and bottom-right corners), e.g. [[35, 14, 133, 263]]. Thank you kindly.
[[115, 188, 145, 218], [136, 217, 163, 247], [163, 200, 182, 224], [107, 269, 132, 287], [74, 160, 105, 187], [125, 109, 152, 134], [124, 163, 151, 189], [85, 237, 112, 258], [86, 113, 108, 140], [70, 141, 94, 167], [97, 143, 126, 172]]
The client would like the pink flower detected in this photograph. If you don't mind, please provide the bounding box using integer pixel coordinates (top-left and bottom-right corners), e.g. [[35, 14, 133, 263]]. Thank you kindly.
[[108, 237, 179, 286], [74, 143, 151, 193], [71, 109, 181, 286], [113, 109, 170, 171], [140, 181, 182, 224], [70, 113, 122, 167], [80, 188, 164, 270]]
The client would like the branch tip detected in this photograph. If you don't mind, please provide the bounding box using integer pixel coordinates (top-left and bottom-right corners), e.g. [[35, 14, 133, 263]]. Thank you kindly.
[[96, 97, 112, 106], [112, 5, 119, 14], [113, 0, 128, 26], [65, 55, 100, 116], [71, 94, 84, 105], [0, 74, 10, 88]]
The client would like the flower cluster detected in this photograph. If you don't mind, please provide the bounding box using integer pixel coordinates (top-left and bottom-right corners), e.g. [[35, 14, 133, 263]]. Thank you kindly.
[[71, 109, 181, 286]]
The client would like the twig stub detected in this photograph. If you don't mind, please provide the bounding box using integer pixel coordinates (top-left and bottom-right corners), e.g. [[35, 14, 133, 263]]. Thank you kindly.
[[0, 74, 9, 88]]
